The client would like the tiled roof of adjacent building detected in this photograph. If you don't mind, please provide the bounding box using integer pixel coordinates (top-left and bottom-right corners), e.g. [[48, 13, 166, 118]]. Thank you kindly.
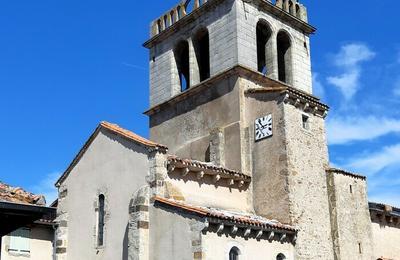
[[0, 182, 46, 206], [154, 196, 296, 233], [369, 202, 400, 218], [55, 121, 168, 187], [326, 167, 367, 180]]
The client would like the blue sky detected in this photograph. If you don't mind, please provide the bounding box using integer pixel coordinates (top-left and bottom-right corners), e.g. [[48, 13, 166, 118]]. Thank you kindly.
[[0, 0, 399, 207]]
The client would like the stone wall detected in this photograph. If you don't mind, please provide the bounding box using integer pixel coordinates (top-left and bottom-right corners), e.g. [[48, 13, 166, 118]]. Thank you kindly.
[[236, 0, 313, 93], [283, 103, 334, 259], [148, 0, 238, 107], [149, 73, 243, 172], [243, 79, 291, 223], [326, 171, 374, 260]]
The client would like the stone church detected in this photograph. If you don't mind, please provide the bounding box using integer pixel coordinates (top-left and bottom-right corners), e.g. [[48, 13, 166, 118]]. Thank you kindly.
[[54, 0, 400, 259]]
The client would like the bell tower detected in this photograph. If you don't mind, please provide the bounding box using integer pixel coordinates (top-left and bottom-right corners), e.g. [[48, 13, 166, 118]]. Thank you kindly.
[[144, 0, 335, 259]]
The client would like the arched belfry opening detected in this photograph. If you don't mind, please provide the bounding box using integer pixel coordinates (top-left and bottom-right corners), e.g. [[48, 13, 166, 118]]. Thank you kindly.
[[174, 40, 190, 91], [256, 20, 273, 76], [193, 28, 210, 82], [277, 30, 292, 84]]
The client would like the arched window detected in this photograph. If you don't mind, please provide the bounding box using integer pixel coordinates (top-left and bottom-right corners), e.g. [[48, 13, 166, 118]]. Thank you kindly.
[[277, 31, 292, 84], [193, 28, 210, 82], [97, 194, 105, 246], [296, 4, 301, 18], [170, 11, 175, 24], [229, 246, 240, 260], [277, 253, 286, 260], [174, 41, 190, 91], [256, 20, 273, 75], [157, 19, 162, 34], [177, 6, 182, 20]]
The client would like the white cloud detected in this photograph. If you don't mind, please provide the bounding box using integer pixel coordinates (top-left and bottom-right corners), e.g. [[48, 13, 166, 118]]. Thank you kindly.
[[312, 73, 325, 99], [397, 50, 400, 64], [327, 116, 400, 145], [31, 172, 60, 206], [327, 43, 376, 100], [327, 68, 360, 100], [333, 43, 376, 67], [347, 143, 400, 175]]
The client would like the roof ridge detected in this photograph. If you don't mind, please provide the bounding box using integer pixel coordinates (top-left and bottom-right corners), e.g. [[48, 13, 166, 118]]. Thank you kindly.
[[56, 121, 168, 187], [100, 121, 168, 150]]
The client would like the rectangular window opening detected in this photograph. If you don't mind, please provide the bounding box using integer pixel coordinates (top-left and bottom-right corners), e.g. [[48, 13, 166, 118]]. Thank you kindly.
[[302, 114, 310, 130], [8, 228, 31, 254]]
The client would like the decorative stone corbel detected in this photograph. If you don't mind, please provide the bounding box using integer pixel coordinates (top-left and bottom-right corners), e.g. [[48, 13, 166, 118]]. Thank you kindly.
[[303, 102, 310, 111], [283, 93, 290, 103], [197, 171, 205, 180], [256, 230, 263, 239], [181, 167, 190, 177], [228, 179, 235, 186], [244, 228, 251, 238], [238, 180, 245, 188], [268, 231, 275, 240], [231, 225, 238, 235], [279, 233, 286, 242], [213, 174, 221, 183], [217, 224, 225, 234], [292, 234, 297, 243], [167, 163, 175, 173]]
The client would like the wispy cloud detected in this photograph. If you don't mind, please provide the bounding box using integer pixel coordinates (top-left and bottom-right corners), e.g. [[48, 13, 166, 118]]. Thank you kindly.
[[121, 62, 146, 71], [346, 143, 400, 175], [397, 50, 400, 64], [31, 172, 60, 206], [327, 43, 376, 100], [327, 116, 400, 145], [394, 77, 400, 96], [312, 73, 325, 100]]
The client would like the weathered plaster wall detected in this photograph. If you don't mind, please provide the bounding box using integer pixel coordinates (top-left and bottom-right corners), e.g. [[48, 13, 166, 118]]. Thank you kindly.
[[150, 75, 243, 172], [371, 216, 400, 259], [57, 129, 150, 260], [236, 0, 313, 93], [1, 225, 54, 260], [327, 173, 374, 259], [165, 175, 251, 212], [149, 205, 200, 260], [202, 231, 294, 260], [243, 79, 290, 223], [149, 0, 237, 106], [283, 103, 334, 259]]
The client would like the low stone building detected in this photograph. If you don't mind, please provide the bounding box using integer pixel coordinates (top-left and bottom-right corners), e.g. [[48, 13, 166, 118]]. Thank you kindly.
[[53, 0, 400, 259], [0, 183, 56, 260]]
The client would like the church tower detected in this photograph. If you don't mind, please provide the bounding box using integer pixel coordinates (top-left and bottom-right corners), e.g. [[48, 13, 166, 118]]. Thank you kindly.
[[144, 0, 334, 259]]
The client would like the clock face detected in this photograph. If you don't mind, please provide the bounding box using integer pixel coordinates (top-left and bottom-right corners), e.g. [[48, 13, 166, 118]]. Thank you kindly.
[[255, 114, 273, 141]]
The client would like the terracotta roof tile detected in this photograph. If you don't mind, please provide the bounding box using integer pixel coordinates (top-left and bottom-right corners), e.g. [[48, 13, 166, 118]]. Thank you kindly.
[[167, 156, 251, 182], [100, 121, 167, 150], [326, 167, 366, 180], [0, 182, 46, 206], [154, 196, 296, 232]]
